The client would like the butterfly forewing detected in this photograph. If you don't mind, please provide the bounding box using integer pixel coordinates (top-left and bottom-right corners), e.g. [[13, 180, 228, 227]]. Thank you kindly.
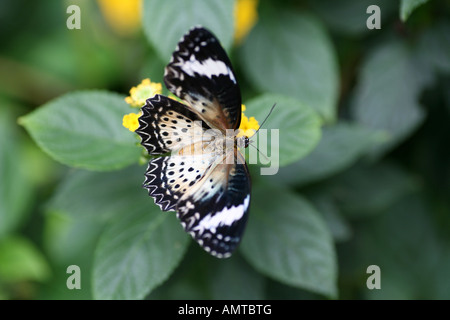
[[164, 27, 242, 131], [137, 94, 206, 154]]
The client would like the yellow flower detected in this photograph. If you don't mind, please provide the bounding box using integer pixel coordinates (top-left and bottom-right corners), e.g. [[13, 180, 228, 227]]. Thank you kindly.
[[238, 104, 259, 137], [234, 0, 259, 45], [122, 112, 141, 132], [97, 0, 142, 36], [125, 78, 162, 108]]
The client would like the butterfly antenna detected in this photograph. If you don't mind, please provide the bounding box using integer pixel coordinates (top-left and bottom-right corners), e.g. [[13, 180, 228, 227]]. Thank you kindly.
[[247, 103, 276, 163], [249, 143, 270, 163], [254, 103, 277, 135]]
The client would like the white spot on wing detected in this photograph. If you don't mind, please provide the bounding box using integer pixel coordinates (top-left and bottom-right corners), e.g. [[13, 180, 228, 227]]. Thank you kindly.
[[193, 195, 249, 233], [181, 58, 236, 83]]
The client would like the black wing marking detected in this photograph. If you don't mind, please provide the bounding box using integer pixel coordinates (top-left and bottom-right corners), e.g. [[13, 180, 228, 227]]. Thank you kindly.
[[136, 94, 207, 155], [164, 26, 242, 131], [176, 151, 251, 258]]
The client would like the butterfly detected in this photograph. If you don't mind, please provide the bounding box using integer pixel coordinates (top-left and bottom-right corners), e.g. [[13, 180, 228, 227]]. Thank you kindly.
[[136, 26, 251, 258]]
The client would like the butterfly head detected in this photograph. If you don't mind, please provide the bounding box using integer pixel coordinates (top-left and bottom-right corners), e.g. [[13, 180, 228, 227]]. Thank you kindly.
[[236, 135, 250, 149], [243, 136, 250, 148]]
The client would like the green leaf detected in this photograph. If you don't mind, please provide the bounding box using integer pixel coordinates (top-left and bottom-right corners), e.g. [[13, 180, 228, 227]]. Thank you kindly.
[[329, 162, 419, 218], [147, 247, 214, 300], [240, 7, 338, 122], [432, 244, 450, 299], [93, 206, 189, 300], [36, 263, 94, 300], [43, 211, 103, 266], [46, 166, 167, 300], [400, 0, 429, 21], [0, 105, 33, 237], [47, 166, 146, 221], [309, 0, 397, 36], [244, 94, 322, 169], [40, 212, 98, 300], [19, 91, 141, 171], [240, 182, 337, 298], [0, 235, 50, 282], [350, 41, 427, 158], [414, 21, 450, 75], [44, 167, 150, 298], [142, 0, 234, 61], [209, 255, 265, 299], [271, 122, 384, 187], [345, 194, 445, 299], [306, 192, 352, 243], [266, 280, 323, 299]]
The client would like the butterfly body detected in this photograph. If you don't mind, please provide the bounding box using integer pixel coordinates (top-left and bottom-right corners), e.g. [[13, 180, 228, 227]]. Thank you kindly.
[[136, 27, 251, 258]]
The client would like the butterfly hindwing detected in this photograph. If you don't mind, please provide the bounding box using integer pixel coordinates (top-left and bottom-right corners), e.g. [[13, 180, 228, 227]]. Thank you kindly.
[[143, 148, 217, 212], [142, 140, 251, 258], [164, 27, 242, 131], [176, 152, 251, 258], [143, 156, 178, 211]]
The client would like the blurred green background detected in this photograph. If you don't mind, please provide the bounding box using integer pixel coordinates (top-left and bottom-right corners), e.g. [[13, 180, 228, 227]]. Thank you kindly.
[[1, 0, 449, 300]]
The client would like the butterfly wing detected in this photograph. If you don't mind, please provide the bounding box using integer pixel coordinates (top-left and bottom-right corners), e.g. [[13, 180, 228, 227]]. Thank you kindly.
[[164, 26, 242, 131], [176, 151, 251, 258], [137, 94, 218, 210], [141, 141, 218, 212], [144, 144, 251, 257], [136, 94, 206, 155]]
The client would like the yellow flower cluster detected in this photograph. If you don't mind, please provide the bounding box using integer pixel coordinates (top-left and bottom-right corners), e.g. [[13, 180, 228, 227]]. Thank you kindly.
[[97, 0, 142, 36], [123, 78, 162, 132], [122, 112, 140, 132], [125, 78, 162, 108], [238, 104, 259, 137], [234, 0, 259, 44]]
